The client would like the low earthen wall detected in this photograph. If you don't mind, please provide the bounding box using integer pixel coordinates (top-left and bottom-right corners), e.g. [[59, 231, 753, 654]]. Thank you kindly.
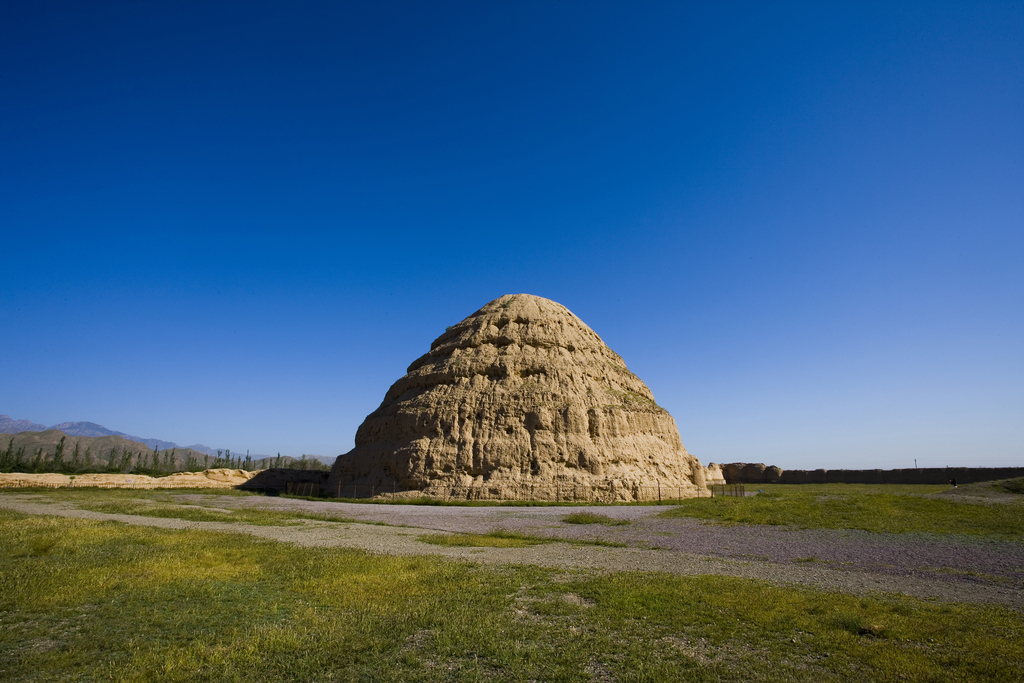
[[721, 465, 1024, 486], [237, 468, 330, 493]]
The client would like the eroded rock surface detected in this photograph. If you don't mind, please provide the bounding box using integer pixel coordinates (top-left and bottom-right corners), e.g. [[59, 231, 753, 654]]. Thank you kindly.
[[329, 294, 709, 500]]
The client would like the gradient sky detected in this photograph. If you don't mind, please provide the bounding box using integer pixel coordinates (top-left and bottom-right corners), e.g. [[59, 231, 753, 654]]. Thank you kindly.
[[2, 1, 1021, 469]]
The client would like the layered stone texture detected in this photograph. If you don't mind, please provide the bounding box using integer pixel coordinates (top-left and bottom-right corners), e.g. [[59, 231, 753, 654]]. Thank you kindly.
[[328, 294, 709, 500]]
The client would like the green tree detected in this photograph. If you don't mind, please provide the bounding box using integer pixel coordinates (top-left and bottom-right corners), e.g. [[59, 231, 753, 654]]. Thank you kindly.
[[0, 438, 13, 470], [118, 447, 132, 472], [52, 436, 67, 471], [70, 442, 81, 472]]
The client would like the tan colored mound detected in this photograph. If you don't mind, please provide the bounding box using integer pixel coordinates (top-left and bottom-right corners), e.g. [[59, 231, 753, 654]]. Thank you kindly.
[[0, 469, 258, 489], [329, 294, 709, 500], [705, 463, 726, 486]]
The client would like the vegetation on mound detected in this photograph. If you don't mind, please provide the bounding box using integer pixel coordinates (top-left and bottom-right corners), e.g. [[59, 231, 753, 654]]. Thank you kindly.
[[282, 493, 617, 507], [76, 499, 358, 526], [997, 477, 1024, 494], [561, 511, 630, 526], [419, 531, 627, 549], [660, 484, 1024, 539], [419, 531, 550, 548], [1, 509, 1021, 682], [3, 489, 359, 526]]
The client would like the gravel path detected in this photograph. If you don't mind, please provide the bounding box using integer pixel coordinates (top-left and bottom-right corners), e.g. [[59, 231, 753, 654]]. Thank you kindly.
[[2, 493, 1022, 611], [216, 494, 1024, 588]]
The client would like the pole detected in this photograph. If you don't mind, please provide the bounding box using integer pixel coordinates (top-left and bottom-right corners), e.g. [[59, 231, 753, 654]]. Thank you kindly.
[[658, 480, 661, 504]]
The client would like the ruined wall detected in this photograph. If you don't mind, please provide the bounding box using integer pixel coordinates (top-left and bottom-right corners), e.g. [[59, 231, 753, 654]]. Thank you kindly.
[[238, 468, 330, 493], [721, 463, 1024, 486]]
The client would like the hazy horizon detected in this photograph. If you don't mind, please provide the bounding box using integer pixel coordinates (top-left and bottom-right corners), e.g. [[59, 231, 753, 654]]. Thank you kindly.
[[2, 2, 1021, 470]]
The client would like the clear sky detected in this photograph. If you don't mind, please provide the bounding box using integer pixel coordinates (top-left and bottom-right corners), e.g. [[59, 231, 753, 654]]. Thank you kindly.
[[1, 1, 1021, 469]]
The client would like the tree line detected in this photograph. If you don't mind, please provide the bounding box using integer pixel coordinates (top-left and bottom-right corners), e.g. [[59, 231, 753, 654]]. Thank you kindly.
[[0, 436, 331, 475]]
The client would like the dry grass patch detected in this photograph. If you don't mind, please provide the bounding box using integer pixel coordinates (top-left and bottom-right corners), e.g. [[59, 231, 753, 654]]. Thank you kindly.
[[419, 531, 551, 548], [561, 512, 629, 526]]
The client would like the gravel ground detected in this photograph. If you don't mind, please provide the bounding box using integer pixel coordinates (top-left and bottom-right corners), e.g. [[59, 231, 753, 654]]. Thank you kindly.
[[214, 494, 1024, 587], [3, 493, 1022, 611]]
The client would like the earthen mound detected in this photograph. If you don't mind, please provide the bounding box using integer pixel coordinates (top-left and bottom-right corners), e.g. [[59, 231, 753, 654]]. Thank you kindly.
[[328, 294, 710, 500]]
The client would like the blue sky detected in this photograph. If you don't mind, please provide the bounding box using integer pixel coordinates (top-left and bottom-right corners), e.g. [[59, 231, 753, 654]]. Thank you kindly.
[[1, 1, 1021, 469]]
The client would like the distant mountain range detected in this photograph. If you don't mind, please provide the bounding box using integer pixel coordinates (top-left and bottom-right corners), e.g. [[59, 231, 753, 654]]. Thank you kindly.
[[0, 414, 334, 466]]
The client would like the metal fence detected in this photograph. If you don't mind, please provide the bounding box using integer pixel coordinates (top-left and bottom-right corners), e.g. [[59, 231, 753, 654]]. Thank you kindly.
[[710, 484, 745, 497], [286, 482, 322, 497]]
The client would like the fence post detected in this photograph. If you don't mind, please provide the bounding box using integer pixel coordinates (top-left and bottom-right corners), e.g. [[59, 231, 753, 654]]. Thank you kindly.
[[658, 480, 662, 504]]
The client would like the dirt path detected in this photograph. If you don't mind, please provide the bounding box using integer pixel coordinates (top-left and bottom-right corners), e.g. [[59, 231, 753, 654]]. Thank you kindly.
[[2, 493, 1022, 610]]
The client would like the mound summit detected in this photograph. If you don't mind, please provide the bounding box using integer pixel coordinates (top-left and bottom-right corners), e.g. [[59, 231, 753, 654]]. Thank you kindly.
[[328, 294, 711, 500]]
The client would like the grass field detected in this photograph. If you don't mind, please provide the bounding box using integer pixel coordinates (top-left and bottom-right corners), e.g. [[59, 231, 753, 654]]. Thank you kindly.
[[659, 484, 1024, 539], [73, 499, 362, 527], [9, 482, 1024, 542], [562, 512, 630, 526], [419, 531, 550, 548], [0, 488, 370, 527], [419, 531, 628, 549], [2, 507, 1023, 682], [282, 493, 621, 507]]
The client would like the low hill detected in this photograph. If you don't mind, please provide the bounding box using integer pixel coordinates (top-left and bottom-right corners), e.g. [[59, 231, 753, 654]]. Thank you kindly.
[[0, 430, 211, 473], [0, 414, 333, 465]]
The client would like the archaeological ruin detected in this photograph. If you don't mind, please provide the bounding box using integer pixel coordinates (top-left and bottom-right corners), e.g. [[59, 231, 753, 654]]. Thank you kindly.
[[328, 294, 717, 501]]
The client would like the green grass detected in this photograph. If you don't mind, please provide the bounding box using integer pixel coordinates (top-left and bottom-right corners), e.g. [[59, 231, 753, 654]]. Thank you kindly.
[[419, 531, 551, 548], [6, 489, 363, 527], [288, 494, 619, 507], [659, 484, 1024, 539], [1, 509, 1021, 682], [74, 499, 359, 526], [996, 477, 1024, 494], [561, 511, 630, 526], [420, 531, 629, 549]]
